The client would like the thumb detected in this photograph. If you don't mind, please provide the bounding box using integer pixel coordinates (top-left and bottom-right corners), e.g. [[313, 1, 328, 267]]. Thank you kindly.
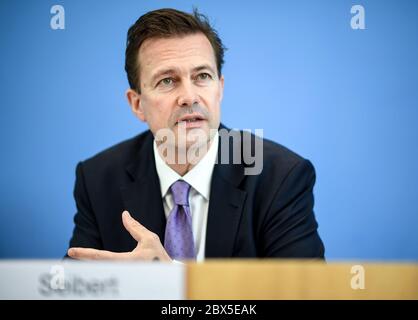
[[122, 210, 147, 242]]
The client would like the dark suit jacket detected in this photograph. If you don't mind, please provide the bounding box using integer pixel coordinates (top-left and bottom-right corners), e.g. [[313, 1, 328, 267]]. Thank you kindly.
[[68, 125, 325, 258]]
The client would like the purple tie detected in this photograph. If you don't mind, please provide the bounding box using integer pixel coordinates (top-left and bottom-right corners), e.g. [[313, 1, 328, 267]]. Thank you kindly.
[[164, 180, 196, 260]]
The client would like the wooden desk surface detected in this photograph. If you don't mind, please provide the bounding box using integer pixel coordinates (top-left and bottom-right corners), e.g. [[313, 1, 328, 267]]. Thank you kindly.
[[186, 260, 418, 299]]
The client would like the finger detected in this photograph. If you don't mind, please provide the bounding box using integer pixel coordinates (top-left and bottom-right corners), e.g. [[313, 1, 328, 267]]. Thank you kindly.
[[122, 210, 148, 242], [67, 247, 130, 260]]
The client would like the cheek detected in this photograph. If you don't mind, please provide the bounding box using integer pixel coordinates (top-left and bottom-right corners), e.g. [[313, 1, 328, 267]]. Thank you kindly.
[[208, 88, 222, 112], [144, 97, 173, 126], [212, 83, 223, 105]]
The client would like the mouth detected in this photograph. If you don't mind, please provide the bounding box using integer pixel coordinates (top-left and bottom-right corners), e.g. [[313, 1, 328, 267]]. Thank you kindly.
[[175, 113, 206, 125]]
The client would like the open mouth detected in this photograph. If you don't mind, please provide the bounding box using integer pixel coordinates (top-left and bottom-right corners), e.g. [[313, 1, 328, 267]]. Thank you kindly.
[[177, 118, 203, 123], [176, 114, 206, 125]]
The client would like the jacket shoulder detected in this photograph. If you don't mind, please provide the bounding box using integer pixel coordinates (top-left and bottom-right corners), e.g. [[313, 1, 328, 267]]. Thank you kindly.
[[80, 130, 152, 173], [262, 136, 308, 170], [261, 136, 314, 185]]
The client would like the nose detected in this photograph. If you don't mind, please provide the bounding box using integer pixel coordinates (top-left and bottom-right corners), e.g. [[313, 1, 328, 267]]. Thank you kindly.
[[176, 80, 199, 107]]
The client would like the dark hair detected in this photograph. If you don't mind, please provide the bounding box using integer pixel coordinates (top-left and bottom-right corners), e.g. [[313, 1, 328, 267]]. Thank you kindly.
[[125, 8, 226, 92]]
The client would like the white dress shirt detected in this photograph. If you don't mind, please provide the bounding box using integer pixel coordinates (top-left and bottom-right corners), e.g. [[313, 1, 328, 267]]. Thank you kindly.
[[153, 132, 219, 262]]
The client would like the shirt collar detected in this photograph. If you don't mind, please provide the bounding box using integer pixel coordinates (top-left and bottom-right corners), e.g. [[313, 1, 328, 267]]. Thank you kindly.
[[153, 131, 219, 200]]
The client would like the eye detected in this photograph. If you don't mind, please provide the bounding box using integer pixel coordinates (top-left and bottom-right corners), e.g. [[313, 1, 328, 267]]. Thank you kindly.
[[157, 77, 175, 87], [197, 73, 212, 80]]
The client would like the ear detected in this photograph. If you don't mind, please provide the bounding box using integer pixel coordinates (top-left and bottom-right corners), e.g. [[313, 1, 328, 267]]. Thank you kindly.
[[219, 75, 225, 102], [126, 88, 146, 122]]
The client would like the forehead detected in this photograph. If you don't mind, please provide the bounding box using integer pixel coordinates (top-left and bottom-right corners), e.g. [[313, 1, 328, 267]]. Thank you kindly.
[[138, 33, 216, 77]]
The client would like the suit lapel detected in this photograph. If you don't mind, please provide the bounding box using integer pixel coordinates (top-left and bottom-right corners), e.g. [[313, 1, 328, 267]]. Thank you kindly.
[[120, 132, 166, 243], [205, 129, 247, 257]]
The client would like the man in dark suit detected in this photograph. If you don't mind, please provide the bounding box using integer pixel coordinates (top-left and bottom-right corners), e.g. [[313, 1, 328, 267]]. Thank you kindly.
[[67, 8, 324, 261]]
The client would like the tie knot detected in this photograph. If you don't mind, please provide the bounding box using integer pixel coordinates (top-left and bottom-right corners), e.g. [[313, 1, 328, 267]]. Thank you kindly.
[[170, 180, 191, 206]]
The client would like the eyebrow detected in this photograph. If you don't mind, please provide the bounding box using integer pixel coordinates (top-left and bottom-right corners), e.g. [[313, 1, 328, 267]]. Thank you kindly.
[[192, 64, 217, 75], [150, 64, 217, 84], [150, 68, 178, 85]]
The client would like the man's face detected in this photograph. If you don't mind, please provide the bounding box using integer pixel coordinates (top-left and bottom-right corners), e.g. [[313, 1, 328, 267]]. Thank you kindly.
[[129, 33, 224, 148]]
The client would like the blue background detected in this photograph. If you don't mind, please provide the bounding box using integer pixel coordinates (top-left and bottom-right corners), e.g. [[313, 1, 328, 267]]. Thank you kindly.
[[1, 0, 417, 260]]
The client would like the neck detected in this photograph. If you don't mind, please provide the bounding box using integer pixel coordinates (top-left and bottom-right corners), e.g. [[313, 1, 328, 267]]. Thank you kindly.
[[156, 139, 214, 176]]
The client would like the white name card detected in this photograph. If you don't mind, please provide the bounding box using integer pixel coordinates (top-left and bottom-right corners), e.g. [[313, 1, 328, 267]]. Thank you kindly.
[[0, 260, 185, 300]]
